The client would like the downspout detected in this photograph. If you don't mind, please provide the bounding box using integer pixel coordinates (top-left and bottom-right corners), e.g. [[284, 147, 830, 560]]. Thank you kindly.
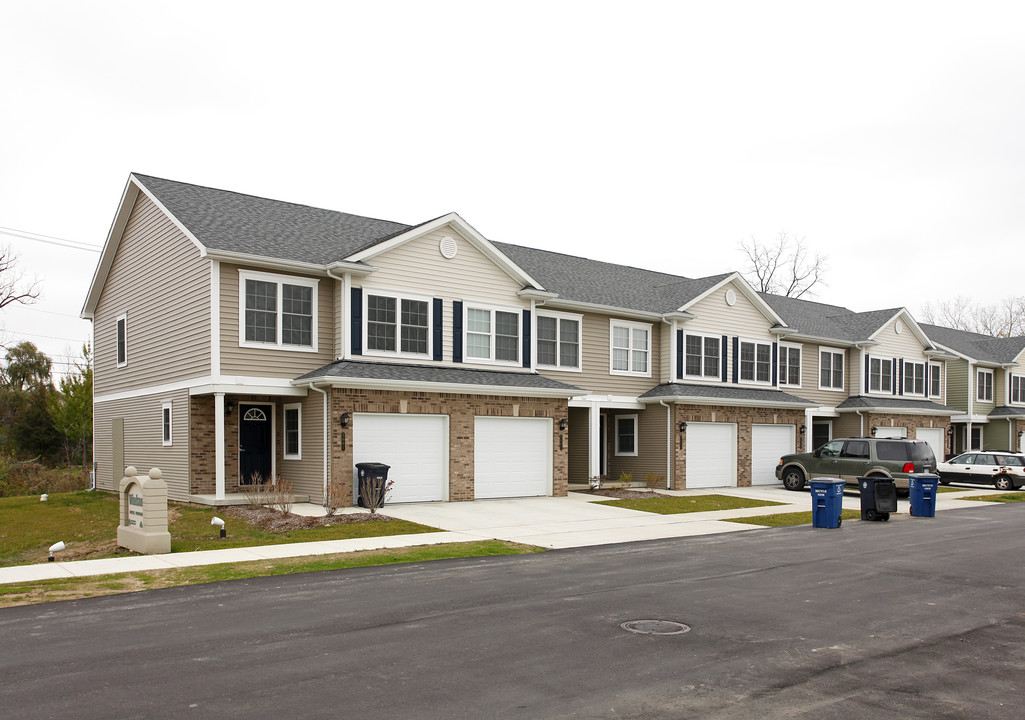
[[856, 410, 865, 437], [308, 383, 330, 502], [659, 399, 674, 489]]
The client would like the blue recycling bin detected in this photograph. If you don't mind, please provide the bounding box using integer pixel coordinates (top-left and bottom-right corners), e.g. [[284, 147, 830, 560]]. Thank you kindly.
[[810, 478, 845, 529], [908, 473, 939, 518]]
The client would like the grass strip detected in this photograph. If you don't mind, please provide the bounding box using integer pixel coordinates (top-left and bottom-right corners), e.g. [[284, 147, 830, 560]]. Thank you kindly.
[[0, 540, 542, 608], [725, 509, 861, 527], [963, 492, 1025, 504], [595, 494, 787, 515]]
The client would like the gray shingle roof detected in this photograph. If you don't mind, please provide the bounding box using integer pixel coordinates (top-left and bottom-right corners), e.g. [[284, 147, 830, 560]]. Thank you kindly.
[[294, 360, 582, 394], [760, 294, 906, 343], [639, 382, 815, 407], [919, 322, 1025, 364], [836, 396, 958, 414], [988, 406, 1025, 418], [133, 174, 413, 265]]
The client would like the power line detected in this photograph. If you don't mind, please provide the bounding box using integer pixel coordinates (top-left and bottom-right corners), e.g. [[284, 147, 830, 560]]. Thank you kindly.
[[0, 225, 102, 253], [1, 329, 90, 343]]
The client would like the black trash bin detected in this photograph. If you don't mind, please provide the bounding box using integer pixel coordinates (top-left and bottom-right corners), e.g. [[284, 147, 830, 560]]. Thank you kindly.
[[355, 462, 391, 508], [857, 476, 897, 521]]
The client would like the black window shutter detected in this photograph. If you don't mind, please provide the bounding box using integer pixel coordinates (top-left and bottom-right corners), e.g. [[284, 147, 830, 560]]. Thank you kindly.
[[898, 359, 904, 395], [452, 301, 463, 363], [924, 363, 930, 395], [676, 330, 683, 380], [433, 299, 443, 362], [721, 336, 728, 382], [350, 287, 362, 356], [893, 359, 898, 395], [772, 342, 778, 386], [522, 309, 531, 368], [732, 336, 739, 383], [864, 354, 870, 391]]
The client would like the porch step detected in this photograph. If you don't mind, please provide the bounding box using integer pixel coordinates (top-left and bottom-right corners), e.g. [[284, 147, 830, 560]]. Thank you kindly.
[[188, 494, 311, 507]]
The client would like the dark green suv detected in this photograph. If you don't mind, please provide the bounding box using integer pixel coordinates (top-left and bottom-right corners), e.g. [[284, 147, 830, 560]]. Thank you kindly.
[[775, 437, 937, 491]]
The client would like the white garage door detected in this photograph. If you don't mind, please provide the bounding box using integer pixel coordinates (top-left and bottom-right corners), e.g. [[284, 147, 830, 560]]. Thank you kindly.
[[751, 424, 796, 485], [875, 427, 907, 439], [916, 428, 945, 465], [354, 414, 447, 503], [685, 423, 737, 489], [474, 417, 552, 499]]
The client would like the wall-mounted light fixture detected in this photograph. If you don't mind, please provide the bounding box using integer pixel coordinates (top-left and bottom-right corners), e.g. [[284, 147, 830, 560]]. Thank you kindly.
[[679, 422, 687, 432], [340, 412, 350, 428], [224, 399, 236, 416], [559, 418, 567, 431], [799, 425, 806, 435], [1018, 430, 1023, 440], [947, 426, 954, 437], [871, 426, 877, 437]]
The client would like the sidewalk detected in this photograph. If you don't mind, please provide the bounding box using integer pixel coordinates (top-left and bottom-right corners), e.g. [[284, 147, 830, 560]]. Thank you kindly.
[[0, 484, 1001, 585]]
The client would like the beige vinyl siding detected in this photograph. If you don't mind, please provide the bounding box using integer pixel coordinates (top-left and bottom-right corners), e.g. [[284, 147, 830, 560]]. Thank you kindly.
[[871, 316, 931, 362], [833, 413, 863, 438], [797, 342, 851, 406], [93, 194, 210, 396], [542, 311, 661, 396], [355, 227, 528, 368], [659, 323, 673, 384], [277, 394, 326, 503], [567, 406, 590, 483], [220, 262, 335, 378], [946, 360, 970, 413], [973, 367, 996, 415], [682, 282, 777, 343], [93, 389, 191, 500], [606, 407, 667, 482]]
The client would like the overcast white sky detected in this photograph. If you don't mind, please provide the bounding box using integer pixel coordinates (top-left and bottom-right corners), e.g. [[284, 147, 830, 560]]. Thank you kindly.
[[2, 1, 1024, 375]]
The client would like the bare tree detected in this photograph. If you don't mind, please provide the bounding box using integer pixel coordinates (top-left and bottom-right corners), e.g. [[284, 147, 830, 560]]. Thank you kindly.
[[738, 232, 826, 298], [921, 296, 1025, 337], [0, 245, 41, 312]]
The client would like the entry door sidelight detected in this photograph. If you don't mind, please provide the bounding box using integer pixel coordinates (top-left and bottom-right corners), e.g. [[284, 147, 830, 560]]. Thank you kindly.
[[239, 404, 272, 485]]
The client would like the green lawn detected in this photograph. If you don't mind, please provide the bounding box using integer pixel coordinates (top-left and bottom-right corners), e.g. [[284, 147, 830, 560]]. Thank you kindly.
[[595, 494, 787, 514], [726, 509, 862, 527], [963, 492, 1025, 504], [0, 491, 439, 567]]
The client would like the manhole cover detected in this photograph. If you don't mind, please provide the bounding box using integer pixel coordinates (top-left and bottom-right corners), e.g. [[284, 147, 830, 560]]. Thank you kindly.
[[620, 620, 691, 635]]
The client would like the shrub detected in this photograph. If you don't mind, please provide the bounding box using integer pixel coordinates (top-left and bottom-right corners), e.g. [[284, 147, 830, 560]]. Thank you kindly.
[[0, 450, 90, 497], [645, 472, 665, 489]]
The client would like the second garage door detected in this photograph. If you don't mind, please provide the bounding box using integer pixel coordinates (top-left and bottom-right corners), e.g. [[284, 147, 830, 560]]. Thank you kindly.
[[354, 414, 448, 503], [685, 423, 737, 489], [474, 417, 552, 499], [916, 427, 945, 464], [751, 424, 796, 485]]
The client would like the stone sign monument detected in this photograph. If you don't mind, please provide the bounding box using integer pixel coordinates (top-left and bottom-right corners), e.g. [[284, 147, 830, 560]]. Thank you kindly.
[[118, 466, 171, 554]]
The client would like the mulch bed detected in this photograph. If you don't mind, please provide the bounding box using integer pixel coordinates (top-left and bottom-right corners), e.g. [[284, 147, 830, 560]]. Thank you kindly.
[[575, 488, 672, 500], [223, 505, 397, 532]]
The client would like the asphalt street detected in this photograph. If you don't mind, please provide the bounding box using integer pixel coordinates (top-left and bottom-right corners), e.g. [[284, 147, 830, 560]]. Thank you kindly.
[[1, 504, 1023, 719]]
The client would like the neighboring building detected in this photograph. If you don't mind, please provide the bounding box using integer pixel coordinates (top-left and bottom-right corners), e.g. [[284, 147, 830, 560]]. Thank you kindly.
[[82, 174, 972, 505]]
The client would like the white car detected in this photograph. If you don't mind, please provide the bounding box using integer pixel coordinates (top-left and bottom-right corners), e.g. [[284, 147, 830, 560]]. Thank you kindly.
[[936, 451, 1025, 490]]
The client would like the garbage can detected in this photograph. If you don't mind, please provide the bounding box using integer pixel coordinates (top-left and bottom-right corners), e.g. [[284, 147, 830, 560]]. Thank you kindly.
[[810, 478, 845, 529], [857, 476, 897, 521], [355, 462, 391, 508], [908, 473, 939, 518]]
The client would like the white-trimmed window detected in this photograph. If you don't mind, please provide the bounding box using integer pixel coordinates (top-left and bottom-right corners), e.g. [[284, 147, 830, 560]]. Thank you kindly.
[[610, 320, 651, 376], [778, 344, 802, 387], [116, 313, 127, 368], [684, 333, 720, 379], [365, 289, 431, 357], [239, 270, 318, 351], [869, 357, 893, 393], [161, 402, 172, 447], [536, 311, 581, 371], [903, 361, 925, 396], [466, 305, 520, 364], [977, 369, 994, 402], [929, 362, 943, 398], [615, 414, 638, 456], [1011, 374, 1025, 405], [739, 339, 772, 384], [283, 403, 301, 460], [819, 348, 844, 390]]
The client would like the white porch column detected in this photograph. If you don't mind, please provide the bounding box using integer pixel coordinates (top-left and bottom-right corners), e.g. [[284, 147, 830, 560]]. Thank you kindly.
[[805, 408, 814, 451], [214, 392, 226, 500], [588, 401, 601, 480]]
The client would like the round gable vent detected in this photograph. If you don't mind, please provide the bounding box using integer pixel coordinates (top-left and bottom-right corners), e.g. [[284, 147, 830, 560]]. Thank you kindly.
[[725, 288, 737, 307], [895, 320, 904, 334], [439, 236, 458, 259]]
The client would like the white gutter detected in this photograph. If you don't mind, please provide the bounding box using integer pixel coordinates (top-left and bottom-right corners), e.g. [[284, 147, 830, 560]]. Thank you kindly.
[[308, 383, 330, 501]]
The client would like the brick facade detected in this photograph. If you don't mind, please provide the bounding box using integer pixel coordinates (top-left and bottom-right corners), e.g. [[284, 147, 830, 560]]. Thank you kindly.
[[670, 404, 806, 489], [189, 395, 274, 495]]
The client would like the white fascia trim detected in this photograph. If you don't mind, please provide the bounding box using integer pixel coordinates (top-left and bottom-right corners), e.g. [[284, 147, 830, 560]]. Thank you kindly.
[[132, 175, 206, 255], [326, 260, 378, 276], [297, 376, 580, 399], [950, 414, 990, 424], [836, 405, 954, 417], [205, 249, 332, 276], [867, 308, 935, 349], [927, 341, 979, 364], [639, 396, 817, 409], [344, 213, 545, 291], [810, 406, 841, 418], [569, 395, 645, 409], [678, 273, 787, 327], [771, 329, 869, 348], [93, 376, 309, 404], [518, 289, 559, 301], [534, 297, 665, 322]]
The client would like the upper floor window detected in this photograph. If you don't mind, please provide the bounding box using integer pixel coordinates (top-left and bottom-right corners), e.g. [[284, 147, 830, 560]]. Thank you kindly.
[[684, 333, 720, 379], [1011, 374, 1025, 404], [779, 344, 801, 387], [977, 369, 994, 402], [365, 291, 430, 357], [869, 357, 893, 393], [161, 401, 172, 446], [610, 320, 650, 376], [240, 271, 318, 351], [537, 312, 581, 371], [929, 362, 943, 398], [467, 305, 520, 364], [904, 361, 925, 396], [819, 348, 844, 390], [116, 313, 127, 368], [739, 339, 771, 383]]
